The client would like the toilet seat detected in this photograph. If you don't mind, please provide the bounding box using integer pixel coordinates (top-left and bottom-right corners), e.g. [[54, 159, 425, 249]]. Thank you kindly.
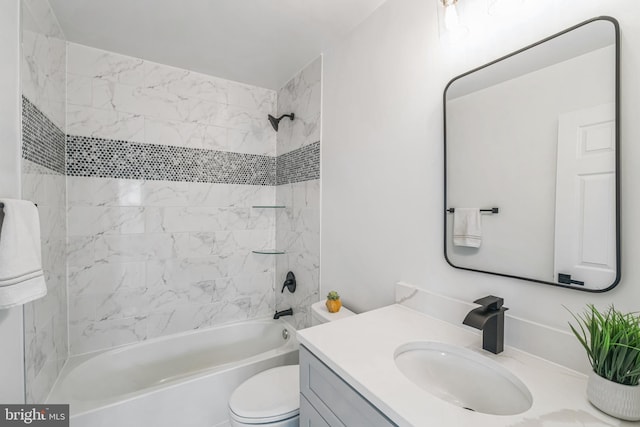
[[229, 365, 300, 425]]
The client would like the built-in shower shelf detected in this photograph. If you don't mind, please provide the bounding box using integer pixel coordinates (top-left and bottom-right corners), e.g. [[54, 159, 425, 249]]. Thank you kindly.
[[251, 205, 286, 209], [252, 249, 286, 255]]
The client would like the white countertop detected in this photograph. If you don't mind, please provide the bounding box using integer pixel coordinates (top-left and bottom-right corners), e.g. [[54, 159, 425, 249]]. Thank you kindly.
[[297, 304, 634, 427]]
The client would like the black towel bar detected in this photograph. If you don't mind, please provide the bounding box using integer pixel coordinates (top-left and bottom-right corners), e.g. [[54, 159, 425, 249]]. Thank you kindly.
[[447, 207, 499, 214]]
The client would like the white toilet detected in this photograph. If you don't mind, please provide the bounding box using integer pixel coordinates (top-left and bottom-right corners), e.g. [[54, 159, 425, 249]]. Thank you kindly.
[[228, 302, 356, 426]]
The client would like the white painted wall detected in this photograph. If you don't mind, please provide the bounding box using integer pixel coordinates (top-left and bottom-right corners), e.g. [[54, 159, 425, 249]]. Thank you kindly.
[[321, 0, 640, 337], [0, 0, 25, 404], [0, 0, 21, 196]]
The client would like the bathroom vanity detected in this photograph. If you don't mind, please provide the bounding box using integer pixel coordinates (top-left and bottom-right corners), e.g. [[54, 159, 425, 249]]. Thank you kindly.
[[299, 346, 394, 426], [297, 302, 634, 426]]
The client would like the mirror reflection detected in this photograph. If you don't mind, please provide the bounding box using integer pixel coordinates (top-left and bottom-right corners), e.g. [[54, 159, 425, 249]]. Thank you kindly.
[[444, 17, 619, 292]]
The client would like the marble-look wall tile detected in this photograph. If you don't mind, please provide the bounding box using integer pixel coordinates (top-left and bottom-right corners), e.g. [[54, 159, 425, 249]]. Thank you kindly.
[[21, 0, 67, 404], [22, 161, 68, 403], [143, 61, 229, 105], [144, 117, 208, 149], [65, 44, 284, 355], [66, 42, 277, 155], [21, 2, 66, 130], [67, 206, 146, 236], [67, 43, 145, 86], [66, 73, 92, 106], [145, 277, 273, 339], [67, 176, 144, 207], [274, 57, 322, 330], [275, 180, 321, 329], [68, 316, 148, 355], [67, 177, 277, 354], [276, 57, 322, 156], [67, 104, 145, 143]]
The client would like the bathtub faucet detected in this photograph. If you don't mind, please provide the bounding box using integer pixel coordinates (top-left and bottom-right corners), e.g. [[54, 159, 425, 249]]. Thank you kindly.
[[273, 308, 293, 319]]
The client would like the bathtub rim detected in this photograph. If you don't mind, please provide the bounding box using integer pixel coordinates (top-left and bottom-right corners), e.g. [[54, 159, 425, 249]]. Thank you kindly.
[[47, 316, 298, 417]]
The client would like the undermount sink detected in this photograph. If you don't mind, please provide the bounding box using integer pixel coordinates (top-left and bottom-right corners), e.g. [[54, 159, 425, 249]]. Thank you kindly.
[[394, 342, 533, 415]]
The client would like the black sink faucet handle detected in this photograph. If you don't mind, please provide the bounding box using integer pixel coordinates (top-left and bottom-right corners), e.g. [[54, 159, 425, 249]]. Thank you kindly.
[[473, 295, 505, 311]]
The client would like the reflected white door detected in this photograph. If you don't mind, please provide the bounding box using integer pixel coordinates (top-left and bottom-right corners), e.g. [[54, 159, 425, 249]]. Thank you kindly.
[[554, 103, 616, 290]]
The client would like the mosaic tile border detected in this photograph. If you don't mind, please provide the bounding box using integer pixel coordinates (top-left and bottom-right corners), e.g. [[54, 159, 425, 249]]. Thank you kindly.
[[22, 96, 66, 175], [66, 135, 277, 185], [23, 95, 320, 185], [276, 142, 320, 185]]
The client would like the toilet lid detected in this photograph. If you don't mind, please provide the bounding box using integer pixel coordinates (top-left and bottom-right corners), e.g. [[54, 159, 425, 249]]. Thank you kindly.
[[229, 365, 300, 424]]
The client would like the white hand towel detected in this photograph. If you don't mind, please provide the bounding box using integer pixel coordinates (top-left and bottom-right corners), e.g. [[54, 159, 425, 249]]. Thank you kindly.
[[0, 199, 47, 309], [453, 208, 482, 248]]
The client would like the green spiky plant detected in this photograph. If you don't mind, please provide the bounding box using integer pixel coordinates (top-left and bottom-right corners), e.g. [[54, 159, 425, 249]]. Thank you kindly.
[[327, 291, 340, 300], [568, 305, 640, 386]]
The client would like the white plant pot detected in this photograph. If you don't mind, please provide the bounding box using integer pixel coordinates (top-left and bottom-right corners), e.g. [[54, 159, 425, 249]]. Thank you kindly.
[[587, 372, 640, 421]]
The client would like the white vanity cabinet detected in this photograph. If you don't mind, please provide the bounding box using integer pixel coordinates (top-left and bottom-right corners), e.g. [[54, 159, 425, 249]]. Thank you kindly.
[[299, 345, 396, 427]]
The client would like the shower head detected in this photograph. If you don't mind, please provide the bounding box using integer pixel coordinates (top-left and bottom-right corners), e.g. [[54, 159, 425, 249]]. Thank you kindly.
[[268, 113, 295, 131]]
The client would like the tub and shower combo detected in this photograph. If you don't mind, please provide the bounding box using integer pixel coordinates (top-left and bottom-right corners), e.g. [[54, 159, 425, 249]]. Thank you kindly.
[[49, 319, 298, 427]]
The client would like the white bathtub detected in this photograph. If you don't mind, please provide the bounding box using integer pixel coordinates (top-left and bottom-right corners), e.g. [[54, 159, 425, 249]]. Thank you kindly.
[[48, 318, 298, 427]]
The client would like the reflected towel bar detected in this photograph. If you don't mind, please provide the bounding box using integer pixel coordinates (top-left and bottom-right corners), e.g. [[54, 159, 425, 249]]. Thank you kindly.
[[447, 207, 499, 214], [0, 202, 4, 241]]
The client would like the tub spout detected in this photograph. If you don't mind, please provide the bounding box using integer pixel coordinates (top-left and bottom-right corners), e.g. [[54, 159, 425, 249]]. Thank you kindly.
[[273, 308, 293, 319]]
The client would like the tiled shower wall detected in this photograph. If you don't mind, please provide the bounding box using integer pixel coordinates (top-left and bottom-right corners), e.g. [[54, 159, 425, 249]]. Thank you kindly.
[[66, 43, 279, 354], [20, 0, 68, 403], [275, 57, 322, 329]]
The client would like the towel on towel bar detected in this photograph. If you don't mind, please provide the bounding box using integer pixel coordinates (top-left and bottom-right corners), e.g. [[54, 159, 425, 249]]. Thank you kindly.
[[453, 208, 482, 248], [0, 199, 47, 309]]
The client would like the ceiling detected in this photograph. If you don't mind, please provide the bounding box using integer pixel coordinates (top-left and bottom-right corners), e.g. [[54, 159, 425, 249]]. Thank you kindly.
[[49, 0, 388, 90]]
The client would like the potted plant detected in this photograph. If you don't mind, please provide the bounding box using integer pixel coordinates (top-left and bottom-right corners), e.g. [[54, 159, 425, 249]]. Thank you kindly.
[[568, 304, 640, 421], [326, 291, 342, 313]]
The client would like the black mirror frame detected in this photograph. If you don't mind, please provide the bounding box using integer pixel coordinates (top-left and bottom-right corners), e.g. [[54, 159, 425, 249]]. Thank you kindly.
[[443, 16, 621, 293]]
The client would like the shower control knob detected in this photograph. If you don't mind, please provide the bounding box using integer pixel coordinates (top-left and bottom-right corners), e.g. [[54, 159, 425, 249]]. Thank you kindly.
[[281, 271, 296, 293]]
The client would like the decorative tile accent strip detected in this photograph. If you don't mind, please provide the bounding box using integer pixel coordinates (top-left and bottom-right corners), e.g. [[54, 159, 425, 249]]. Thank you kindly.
[[276, 141, 320, 185], [22, 96, 65, 174], [66, 135, 276, 185]]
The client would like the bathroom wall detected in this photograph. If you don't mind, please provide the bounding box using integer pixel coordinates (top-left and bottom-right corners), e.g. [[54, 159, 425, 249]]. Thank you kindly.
[[20, 0, 68, 403], [321, 0, 640, 340], [275, 57, 322, 329], [0, 0, 26, 405], [66, 43, 278, 354]]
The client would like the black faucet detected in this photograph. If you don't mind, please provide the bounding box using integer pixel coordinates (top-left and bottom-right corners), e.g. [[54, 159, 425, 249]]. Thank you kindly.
[[273, 308, 293, 319], [463, 295, 508, 354]]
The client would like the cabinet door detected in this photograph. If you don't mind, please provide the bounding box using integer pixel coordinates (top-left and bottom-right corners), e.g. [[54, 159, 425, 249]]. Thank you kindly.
[[300, 346, 396, 427], [300, 394, 333, 427]]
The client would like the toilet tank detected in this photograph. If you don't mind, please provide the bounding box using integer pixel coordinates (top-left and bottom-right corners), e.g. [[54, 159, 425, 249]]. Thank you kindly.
[[311, 301, 355, 326]]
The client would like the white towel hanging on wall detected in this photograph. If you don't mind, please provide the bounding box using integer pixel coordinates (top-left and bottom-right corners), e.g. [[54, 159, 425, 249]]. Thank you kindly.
[[0, 199, 47, 309], [453, 208, 482, 248]]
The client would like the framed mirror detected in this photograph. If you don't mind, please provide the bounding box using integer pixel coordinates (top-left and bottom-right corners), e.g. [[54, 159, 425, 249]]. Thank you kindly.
[[444, 17, 620, 292]]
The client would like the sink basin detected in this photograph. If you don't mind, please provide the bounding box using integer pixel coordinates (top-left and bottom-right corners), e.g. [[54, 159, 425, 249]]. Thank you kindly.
[[394, 342, 533, 415]]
